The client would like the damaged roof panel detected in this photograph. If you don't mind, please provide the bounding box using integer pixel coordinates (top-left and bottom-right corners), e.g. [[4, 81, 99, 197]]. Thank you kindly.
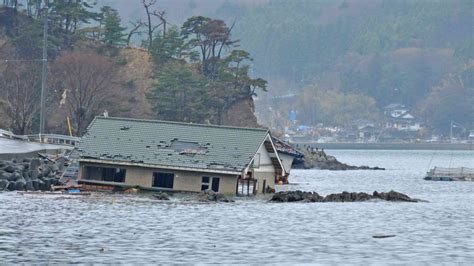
[[77, 117, 269, 173]]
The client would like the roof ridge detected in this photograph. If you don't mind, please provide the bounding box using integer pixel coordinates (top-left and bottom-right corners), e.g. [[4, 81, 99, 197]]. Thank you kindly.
[[94, 116, 269, 132]]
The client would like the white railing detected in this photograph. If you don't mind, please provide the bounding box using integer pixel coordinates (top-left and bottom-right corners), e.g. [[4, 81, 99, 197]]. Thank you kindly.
[[0, 129, 79, 146]]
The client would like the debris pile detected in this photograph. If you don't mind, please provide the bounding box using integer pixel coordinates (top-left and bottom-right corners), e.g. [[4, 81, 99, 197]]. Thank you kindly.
[[197, 189, 234, 202], [270, 190, 420, 203], [153, 192, 170, 200], [0, 155, 67, 192]]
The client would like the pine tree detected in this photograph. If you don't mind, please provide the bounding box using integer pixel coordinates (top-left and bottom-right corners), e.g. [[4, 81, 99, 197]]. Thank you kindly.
[[102, 7, 127, 47]]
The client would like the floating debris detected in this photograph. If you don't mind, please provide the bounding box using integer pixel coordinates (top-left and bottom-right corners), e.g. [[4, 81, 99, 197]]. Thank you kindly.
[[372, 235, 396, 238]]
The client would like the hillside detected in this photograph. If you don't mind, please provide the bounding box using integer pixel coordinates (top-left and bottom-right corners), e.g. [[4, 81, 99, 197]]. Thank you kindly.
[[213, 0, 473, 132], [0, 6, 261, 135]]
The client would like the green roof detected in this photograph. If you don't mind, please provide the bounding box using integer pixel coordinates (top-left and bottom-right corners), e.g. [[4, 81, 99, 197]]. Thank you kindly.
[[77, 117, 269, 173]]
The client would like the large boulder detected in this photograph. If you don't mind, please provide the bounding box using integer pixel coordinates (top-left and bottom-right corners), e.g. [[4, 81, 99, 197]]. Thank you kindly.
[[5, 172, 16, 182], [14, 164, 25, 172], [3, 164, 15, 173], [38, 180, 48, 191], [51, 178, 61, 186], [29, 158, 41, 170], [0, 180, 8, 191], [22, 170, 30, 179], [32, 179, 41, 191], [42, 179, 52, 191], [30, 169, 40, 179], [7, 181, 16, 191], [41, 166, 52, 177], [0, 170, 9, 180], [25, 180, 35, 191], [50, 164, 59, 173], [10, 172, 22, 182], [14, 180, 25, 191]]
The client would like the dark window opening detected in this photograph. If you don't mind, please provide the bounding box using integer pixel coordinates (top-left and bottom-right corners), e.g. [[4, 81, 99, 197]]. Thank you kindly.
[[84, 166, 126, 183], [153, 172, 174, 189], [201, 176, 210, 191], [211, 177, 220, 192]]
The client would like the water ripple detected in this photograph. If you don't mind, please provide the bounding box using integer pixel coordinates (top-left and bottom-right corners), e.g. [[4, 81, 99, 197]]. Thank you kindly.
[[0, 150, 473, 263]]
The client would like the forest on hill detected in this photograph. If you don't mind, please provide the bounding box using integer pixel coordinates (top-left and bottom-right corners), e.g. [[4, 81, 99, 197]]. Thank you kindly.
[[0, 0, 265, 135], [0, 0, 472, 136], [213, 0, 473, 133]]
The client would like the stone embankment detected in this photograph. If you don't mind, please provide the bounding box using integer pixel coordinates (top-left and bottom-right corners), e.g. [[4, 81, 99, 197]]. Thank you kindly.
[[295, 146, 385, 170], [271, 190, 421, 203], [0, 157, 66, 191]]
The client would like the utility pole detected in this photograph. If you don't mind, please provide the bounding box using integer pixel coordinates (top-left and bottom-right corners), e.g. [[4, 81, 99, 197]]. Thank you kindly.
[[39, 3, 48, 142]]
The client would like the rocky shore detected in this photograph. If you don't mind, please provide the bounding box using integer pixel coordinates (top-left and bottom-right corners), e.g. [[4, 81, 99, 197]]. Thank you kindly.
[[270, 190, 421, 203], [0, 157, 66, 191], [294, 147, 385, 170]]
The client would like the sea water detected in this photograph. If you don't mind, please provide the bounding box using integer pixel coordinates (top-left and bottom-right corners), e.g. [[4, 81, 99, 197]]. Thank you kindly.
[[0, 150, 473, 263]]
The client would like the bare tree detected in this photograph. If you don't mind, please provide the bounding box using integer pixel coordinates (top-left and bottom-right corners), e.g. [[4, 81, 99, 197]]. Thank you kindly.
[[126, 19, 145, 46], [51, 52, 117, 136], [0, 63, 42, 135], [152, 10, 167, 37], [142, 0, 167, 48]]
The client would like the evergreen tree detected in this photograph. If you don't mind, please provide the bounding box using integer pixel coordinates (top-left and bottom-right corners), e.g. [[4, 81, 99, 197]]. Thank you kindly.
[[149, 26, 198, 65], [102, 7, 127, 47], [146, 62, 209, 123]]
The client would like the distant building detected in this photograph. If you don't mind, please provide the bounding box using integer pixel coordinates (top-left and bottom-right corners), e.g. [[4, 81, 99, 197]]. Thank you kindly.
[[469, 130, 474, 142], [384, 103, 422, 132], [76, 117, 286, 195]]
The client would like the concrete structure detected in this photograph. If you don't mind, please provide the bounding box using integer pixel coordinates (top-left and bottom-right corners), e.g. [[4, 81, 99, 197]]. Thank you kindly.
[[76, 117, 287, 195]]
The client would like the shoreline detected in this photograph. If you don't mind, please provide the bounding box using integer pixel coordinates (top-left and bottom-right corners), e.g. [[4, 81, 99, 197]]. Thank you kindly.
[[293, 142, 474, 151]]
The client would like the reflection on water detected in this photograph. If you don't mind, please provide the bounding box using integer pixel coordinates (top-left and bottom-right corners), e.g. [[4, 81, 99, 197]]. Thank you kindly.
[[0, 150, 473, 263]]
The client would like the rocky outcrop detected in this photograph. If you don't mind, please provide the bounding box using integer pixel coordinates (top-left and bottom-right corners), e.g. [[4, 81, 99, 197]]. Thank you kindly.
[[220, 97, 260, 128], [270, 190, 420, 203], [197, 190, 234, 203], [0, 157, 65, 192], [269, 190, 324, 202], [294, 147, 385, 170]]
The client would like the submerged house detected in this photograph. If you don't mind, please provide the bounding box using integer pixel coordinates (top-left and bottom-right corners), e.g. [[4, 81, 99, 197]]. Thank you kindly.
[[76, 117, 286, 195], [272, 137, 304, 180]]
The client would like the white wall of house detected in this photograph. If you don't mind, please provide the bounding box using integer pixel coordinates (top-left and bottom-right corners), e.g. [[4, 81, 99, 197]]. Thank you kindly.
[[250, 142, 277, 192], [78, 162, 239, 195]]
